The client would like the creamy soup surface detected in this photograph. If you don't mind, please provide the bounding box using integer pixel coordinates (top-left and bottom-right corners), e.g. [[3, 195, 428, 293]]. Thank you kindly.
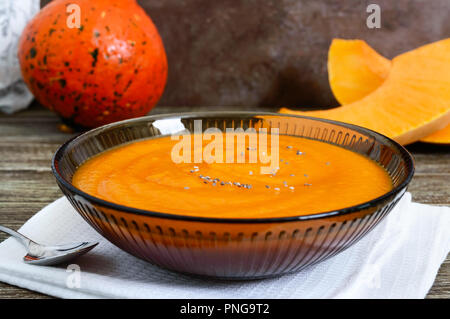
[[72, 134, 393, 218]]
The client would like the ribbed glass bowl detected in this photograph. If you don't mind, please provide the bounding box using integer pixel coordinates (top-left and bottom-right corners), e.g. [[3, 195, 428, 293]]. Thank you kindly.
[[52, 112, 414, 279]]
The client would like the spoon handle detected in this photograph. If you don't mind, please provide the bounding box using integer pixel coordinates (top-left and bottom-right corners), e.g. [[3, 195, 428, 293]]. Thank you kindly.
[[0, 225, 32, 248]]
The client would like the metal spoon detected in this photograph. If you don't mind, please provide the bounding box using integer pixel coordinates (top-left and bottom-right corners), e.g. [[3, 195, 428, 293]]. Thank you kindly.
[[0, 225, 98, 266]]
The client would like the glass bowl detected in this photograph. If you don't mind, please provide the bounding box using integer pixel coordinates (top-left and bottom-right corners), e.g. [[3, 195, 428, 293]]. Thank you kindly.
[[52, 112, 414, 279]]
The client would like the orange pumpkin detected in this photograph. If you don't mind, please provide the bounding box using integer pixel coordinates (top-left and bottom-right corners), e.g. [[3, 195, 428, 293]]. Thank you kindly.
[[18, 0, 168, 128]]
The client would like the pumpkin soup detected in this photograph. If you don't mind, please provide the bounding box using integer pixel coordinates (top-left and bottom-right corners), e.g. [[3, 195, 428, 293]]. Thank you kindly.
[[72, 134, 393, 218]]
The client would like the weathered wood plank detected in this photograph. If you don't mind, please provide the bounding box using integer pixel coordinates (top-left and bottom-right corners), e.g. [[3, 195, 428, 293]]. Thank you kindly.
[[0, 143, 59, 172], [0, 171, 62, 203], [408, 175, 450, 205], [427, 258, 450, 299], [0, 282, 51, 299]]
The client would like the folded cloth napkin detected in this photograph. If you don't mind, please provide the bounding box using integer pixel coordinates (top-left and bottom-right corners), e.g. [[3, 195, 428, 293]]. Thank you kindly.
[[0, 192, 449, 299]]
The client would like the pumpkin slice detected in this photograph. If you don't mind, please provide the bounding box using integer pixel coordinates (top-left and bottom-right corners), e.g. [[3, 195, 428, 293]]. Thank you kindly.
[[328, 39, 450, 144], [280, 39, 450, 145], [328, 39, 391, 105]]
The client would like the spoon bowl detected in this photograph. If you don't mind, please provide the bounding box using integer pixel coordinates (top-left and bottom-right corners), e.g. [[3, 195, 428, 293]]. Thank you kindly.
[[0, 225, 98, 266], [23, 241, 98, 266]]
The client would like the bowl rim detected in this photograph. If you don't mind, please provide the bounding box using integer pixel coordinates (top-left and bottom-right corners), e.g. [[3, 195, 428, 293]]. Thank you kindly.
[[52, 111, 415, 224]]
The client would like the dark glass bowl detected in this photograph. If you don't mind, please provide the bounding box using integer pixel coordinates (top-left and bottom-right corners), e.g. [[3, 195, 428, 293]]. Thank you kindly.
[[52, 112, 414, 279]]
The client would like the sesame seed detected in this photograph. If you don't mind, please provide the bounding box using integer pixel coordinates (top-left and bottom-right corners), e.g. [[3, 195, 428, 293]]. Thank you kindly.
[[249, 171, 253, 175], [304, 174, 308, 177], [287, 146, 293, 149], [265, 185, 270, 189], [326, 162, 331, 165], [247, 184, 252, 189], [212, 182, 217, 186], [184, 187, 190, 190], [290, 174, 295, 177], [285, 161, 289, 165], [296, 150, 303, 155], [304, 183, 312, 186], [220, 181, 225, 186], [289, 186, 295, 190], [193, 166, 199, 169], [280, 159, 284, 162], [190, 170, 194, 173], [274, 187, 280, 191]]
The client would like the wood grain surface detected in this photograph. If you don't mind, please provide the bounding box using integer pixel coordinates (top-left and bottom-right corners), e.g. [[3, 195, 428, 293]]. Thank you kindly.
[[0, 103, 448, 298]]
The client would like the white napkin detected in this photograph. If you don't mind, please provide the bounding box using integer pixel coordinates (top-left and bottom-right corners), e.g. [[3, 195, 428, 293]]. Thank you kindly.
[[0, 192, 449, 299]]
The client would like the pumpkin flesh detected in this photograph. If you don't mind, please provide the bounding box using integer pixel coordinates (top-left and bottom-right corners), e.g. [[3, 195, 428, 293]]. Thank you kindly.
[[328, 39, 391, 105], [327, 38, 450, 144], [281, 39, 450, 145]]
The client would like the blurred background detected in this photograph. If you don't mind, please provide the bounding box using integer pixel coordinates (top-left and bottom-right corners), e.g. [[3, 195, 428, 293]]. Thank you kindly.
[[38, 0, 450, 109]]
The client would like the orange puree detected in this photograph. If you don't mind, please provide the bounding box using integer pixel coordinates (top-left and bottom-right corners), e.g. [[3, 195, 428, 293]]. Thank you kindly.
[[72, 134, 393, 218]]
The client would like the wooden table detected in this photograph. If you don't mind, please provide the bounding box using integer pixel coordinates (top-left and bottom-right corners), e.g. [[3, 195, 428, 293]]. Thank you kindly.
[[0, 103, 448, 298]]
